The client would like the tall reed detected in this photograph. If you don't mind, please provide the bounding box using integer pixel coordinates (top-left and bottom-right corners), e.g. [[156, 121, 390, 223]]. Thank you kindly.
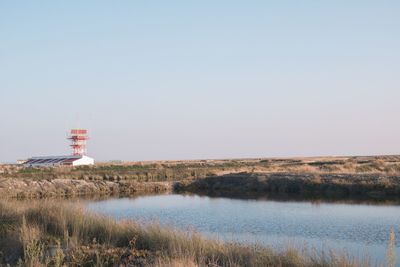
[[386, 227, 396, 267]]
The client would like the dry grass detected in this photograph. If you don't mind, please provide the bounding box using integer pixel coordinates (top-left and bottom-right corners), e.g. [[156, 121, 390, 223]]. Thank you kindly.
[[386, 227, 396, 267], [4, 156, 400, 182], [0, 200, 381, 267]]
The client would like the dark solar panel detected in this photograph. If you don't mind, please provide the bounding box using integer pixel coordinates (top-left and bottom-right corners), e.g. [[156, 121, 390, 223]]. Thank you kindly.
[[24, 157, 81, 165], [36, 159, 50, 163], [29, 159, 42, 164]]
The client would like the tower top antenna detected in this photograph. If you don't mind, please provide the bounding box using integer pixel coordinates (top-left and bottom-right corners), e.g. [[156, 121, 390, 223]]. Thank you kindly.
[[68, 129, 89, 156]]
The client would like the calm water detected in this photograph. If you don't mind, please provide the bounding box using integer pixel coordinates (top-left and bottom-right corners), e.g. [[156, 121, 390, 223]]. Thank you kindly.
[[86, 194, 400, 264]]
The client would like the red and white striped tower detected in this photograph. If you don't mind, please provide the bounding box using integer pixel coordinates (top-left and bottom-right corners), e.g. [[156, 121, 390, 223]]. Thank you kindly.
[[68, 129, 89, 156]]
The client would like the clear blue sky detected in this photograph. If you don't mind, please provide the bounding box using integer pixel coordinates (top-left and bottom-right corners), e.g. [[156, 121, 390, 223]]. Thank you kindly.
[[1, 1, 399, 162]]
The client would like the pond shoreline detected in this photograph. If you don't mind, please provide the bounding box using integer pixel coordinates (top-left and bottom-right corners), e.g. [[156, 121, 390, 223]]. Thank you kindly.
[[0, 199, 381, 267], [2, 171, 400, 202], [86, 194, 400, 265]]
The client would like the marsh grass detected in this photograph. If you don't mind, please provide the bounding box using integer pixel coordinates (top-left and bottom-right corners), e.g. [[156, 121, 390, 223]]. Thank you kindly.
[[386, 227, 396, 267], [0, 200, 385, 266], [20, 216, 44, 267], [4, 156, 400, 183]]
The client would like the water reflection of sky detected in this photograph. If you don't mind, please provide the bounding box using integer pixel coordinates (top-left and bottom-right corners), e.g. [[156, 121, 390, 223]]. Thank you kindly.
[[86, 194, 400, 263]]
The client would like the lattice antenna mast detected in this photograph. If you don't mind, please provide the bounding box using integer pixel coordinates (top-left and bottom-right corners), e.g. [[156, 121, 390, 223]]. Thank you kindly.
[[68, 129, 89, 156]]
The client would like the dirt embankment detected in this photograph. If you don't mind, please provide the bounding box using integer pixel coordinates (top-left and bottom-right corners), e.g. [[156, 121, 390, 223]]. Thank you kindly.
[[0, 178, 173, 198]]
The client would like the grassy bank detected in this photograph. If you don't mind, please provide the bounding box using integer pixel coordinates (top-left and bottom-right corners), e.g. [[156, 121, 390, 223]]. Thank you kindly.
[[0, 200, 379, 267], [176, 172, 400, 201]]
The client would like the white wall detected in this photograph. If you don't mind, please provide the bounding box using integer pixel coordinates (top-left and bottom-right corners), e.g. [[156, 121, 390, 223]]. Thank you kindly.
[[72, 156, 94, 166]]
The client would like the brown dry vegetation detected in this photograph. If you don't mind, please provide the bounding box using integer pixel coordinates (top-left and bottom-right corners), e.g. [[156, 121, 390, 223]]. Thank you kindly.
[[3, 155, 400, 181], [0, 200, 377, 267], [1, 156, 400, 200]]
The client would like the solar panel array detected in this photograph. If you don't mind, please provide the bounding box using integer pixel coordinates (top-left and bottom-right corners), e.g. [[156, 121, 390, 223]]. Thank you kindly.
[[24, 157, 81, 166]]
